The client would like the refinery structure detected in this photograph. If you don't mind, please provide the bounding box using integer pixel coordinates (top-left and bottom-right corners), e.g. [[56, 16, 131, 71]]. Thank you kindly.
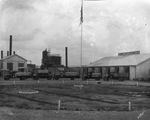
[[41, 48, 62, 69]]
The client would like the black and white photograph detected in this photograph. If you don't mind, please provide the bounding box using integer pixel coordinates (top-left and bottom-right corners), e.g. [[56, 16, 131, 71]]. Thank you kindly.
[[0, 0, 150, 119]]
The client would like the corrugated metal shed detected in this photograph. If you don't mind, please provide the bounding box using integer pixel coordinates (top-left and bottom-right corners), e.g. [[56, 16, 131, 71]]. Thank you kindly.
[[88, 53, 150, 67]]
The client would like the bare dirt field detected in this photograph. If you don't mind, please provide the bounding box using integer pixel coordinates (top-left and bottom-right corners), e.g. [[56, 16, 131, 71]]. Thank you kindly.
[[0, 79, 150, 120]]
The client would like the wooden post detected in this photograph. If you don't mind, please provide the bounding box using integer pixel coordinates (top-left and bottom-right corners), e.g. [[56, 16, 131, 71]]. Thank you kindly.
[[87, 79, 88, 84], [58, 100, 61, 110], [136, 82, 139, 86], [129, 101, 131, 112]]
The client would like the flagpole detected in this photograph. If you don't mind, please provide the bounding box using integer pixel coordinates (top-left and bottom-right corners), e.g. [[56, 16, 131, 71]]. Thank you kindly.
[[81, 19, 82, 68], [80, 0, 105, 80], [81, 0, 83, 67], [80, 0, 83, 80]]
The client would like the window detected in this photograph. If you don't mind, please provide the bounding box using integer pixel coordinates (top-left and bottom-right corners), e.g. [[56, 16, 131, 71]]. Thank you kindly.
[[7, 63, 13, 70], [18, 63, 24, 67], [1, 63, 3, 69]]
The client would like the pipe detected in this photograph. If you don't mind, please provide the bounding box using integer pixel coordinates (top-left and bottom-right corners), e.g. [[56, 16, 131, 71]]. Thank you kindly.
[[1, 50, 3, 59], [7, 51, 9, 56], [65, 47, 68, 68], [9, 35, 12, 56]]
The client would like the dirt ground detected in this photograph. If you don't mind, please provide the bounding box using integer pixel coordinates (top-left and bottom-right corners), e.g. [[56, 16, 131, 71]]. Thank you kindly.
[[0, 79, 150, 119], [0, 107, 150, 120], [0, 80, 150, 111]]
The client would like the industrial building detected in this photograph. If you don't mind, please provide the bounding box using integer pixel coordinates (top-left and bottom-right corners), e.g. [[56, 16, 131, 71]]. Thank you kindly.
[[0, 35, 28, 77], [88, 51, 150, 80], [0, 54, 27, 72], [41, 48, 61, 68]]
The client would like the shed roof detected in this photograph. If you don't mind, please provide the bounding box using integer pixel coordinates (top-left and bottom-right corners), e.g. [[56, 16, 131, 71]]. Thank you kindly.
[[0, 54, 27, 61], [88, 53, 150, 67]]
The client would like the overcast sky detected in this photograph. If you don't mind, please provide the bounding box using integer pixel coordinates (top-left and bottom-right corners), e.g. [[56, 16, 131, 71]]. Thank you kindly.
[[0, 0, 150, 66]]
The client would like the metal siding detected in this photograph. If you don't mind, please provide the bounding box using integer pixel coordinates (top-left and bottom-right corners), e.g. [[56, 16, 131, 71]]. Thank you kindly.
[[129, 66, 136, 80], [136, 59, 150, 80]]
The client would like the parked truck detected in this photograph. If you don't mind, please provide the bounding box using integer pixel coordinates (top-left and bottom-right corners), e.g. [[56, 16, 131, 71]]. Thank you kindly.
[[15, 72, 32, 80], [4, 70, 17, 80], [64, 71, 80, 80], [33, 69, 52, 80]]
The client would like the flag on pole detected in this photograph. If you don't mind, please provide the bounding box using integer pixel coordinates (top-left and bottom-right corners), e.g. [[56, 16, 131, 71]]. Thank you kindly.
[[80, 1, 83, 25], [80, 0, 105, 25]]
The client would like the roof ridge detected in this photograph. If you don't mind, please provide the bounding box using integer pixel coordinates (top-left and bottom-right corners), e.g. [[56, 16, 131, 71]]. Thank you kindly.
[[89, 53, 150, 67], [0, 54, 27, 61]]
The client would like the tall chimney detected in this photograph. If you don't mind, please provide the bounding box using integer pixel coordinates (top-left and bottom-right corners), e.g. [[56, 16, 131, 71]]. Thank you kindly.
[[7, 51, 9, 56], [65, 47, 68, 68], [1, 50, 3, 59], [9, 35, 12, 56]]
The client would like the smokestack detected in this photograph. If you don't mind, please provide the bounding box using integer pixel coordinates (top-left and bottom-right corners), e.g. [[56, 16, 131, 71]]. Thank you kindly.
[[1, 50, 3, 59], [13, 51, 15, 54], [65, 47, 68, 68], [9, 35, 12, 56], [7, 51, 9, 56]]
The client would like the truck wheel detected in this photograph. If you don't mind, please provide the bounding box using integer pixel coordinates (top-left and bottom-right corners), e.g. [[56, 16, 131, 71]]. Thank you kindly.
[[55, 77, 59, 80], [4, 76, 10, 80], [83, 77, 87, 81], [119, 77, 123, 81], [20, 77, 25, 80], [33, 77, 38, 80], [95, 77, 100, 81], [47, 77, 52, 80]]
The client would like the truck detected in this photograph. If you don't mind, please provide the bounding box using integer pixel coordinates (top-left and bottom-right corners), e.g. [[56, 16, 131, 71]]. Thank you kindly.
[[15, 72, 32, 80], [3, 70, 17, 80], [88, 73, 102, 80], [33, 69, 52, 80], [7, 69, 52, 80], [64, 71, 80, 80]]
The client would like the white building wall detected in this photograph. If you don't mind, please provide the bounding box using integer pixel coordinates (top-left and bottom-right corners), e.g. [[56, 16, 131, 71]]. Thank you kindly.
[[12, 61, 18, 71], [129, 66, 136, 80], [3, 61, 7, 70], [136, 59, 150, 80], [24, 62, 27, 69]]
